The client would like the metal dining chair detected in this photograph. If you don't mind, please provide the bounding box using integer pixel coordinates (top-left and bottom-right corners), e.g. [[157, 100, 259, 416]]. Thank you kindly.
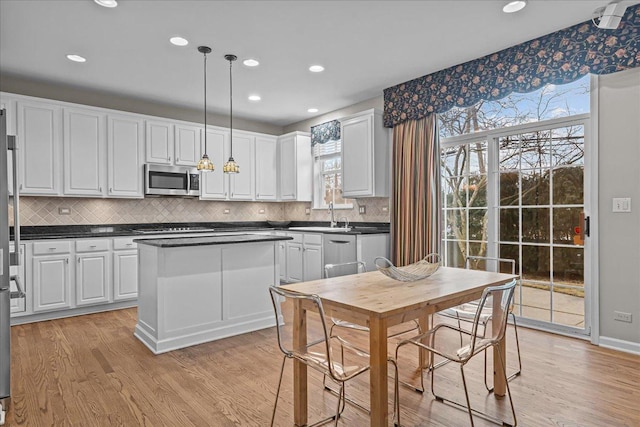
[[393, 279, 518, 427], [439, 256, 522, 391], [268, 285, 371, 426]]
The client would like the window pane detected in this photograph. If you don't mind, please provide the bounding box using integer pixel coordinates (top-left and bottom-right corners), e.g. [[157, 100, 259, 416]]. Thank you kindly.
[[551, 125, 584, 167], [442, 145, 467, 176], [499, 172, 519, 206], [469, 209, 487, 240], [468, 241, 488, 259], [553, 166, 583, 205], [499, 208, 519, 242], [445, 241, 466, 268], [553, 207, 583, 245], [552, 285, 585, 327], [522, 208, 549, 243], [499, 244, 520, 272], [520, 131, 551, 170], [468, 174, 487, 207], [443, 176, 467, 208], [468, 141, 487, 175], [445, 209, 465, 239], [522, 245, 550, 282], [499, 135, 520, 170], [521, 170, 550, 205], [553, 247, 584, 286]]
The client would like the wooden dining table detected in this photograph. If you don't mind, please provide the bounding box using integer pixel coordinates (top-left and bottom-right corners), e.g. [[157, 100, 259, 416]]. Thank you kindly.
[[279, 266, 518, 427]]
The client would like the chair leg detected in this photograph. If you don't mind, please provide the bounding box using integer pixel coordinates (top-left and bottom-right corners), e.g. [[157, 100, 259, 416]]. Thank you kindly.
[[459, 364, 475, 426], [333, 383, 344, 427], [271, 356, 287, 427]]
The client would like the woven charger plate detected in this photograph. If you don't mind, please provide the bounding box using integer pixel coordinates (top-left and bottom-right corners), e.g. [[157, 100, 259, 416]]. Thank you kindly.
[[375, 254, 441, 282]]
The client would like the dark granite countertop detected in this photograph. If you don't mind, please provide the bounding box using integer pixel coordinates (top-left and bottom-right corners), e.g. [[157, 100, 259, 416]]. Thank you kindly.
[[134, 234, 293, 248], [11, 221, 389, 240]]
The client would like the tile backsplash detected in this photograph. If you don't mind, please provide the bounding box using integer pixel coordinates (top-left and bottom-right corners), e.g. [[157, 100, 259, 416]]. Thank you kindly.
[[15, 196, 390, 226]]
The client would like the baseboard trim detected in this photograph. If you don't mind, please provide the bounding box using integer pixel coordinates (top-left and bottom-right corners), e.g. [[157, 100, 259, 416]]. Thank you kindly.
[[599, 336, 640, 355]]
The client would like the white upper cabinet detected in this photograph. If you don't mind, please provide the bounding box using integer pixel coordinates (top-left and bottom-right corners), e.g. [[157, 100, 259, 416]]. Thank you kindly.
[[340, 109, 390, 198], [278, 132, 312, 201], [255, 135, 278, 200], [63, 108, 106, 196], [108, 114, 144, 198], [17, 100, 62, 195], [174, 123, 202, 166], [200, 127, 229, 200], [229, 132, 255, 200], [145, 120, 173, 164]]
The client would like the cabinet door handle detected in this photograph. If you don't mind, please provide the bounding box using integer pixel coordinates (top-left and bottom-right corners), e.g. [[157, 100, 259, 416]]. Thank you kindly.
[[78, 258, 81, 264], [109, 188, 113, 193], [176, 158, 180, 162], [90, 245, 97, 248], [20, 184, 23, 190], [66, 258, 69, 264], [126, 243, 133, 247], [99, 187, 103, 192], [49, 247, 56, 251]]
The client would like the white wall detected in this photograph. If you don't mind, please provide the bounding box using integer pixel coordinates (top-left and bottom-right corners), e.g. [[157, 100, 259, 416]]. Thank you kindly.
[[597, 67, 640, 347]]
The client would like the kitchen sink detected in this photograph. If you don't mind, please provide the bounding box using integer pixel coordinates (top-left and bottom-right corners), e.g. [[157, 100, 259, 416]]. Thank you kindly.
[[288, 226, 351, 233]]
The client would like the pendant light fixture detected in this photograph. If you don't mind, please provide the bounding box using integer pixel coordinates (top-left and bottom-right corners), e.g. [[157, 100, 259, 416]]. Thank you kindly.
[[223, 54, 239, 174], [197, 45, 215, 172]]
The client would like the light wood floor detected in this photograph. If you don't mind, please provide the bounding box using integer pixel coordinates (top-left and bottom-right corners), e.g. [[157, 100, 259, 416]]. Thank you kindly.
[[6, 308, 640, 426]]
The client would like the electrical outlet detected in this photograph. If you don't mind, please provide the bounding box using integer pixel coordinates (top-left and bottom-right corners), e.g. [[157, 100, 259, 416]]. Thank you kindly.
[[614, 311, 632, 323], [305, 207, 311, 215], [223, 209, 230, 214], [258, 208, 265, 214], [58, 207, 70, 215], [359, 205, 366, 214], [382, 206, 389, 212]]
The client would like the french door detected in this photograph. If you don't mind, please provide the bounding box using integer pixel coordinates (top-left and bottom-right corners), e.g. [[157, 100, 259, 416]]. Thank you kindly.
[[441, 114, 591, 335]]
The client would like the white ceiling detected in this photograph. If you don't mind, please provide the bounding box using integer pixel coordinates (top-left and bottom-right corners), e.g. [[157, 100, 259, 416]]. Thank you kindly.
[[0, 0, 624, 127]]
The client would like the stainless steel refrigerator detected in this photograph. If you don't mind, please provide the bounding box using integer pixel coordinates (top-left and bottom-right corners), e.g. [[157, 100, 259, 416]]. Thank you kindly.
[[1, 108, 22, 424]]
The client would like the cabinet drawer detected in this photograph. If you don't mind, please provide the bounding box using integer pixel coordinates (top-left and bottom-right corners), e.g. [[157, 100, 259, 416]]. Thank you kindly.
[[113, 237, 137, 250], [304, 233, 323, 245], [288, 232, 303, 243], [76, 239, 109, 252], [33, 241, 71, 255]]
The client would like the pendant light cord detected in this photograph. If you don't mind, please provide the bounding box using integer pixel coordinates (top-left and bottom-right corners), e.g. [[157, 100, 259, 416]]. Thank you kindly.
[[229, 57, 233, 158], [203, 50, 208, 154]]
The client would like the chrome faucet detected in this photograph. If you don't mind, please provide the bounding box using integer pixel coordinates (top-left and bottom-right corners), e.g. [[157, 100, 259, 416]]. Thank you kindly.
[[339, 216, 349, 230], [328, 201, 337, 227]]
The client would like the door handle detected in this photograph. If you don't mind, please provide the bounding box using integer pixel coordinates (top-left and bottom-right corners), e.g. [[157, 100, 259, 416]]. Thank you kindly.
[[8, 135, 21, 266]]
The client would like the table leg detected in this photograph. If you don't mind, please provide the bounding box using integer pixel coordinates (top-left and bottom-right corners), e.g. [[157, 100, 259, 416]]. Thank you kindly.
[[293, 299, 308, 426], [418, 313, 431, 369], [369, 315, 388, 427], [493, 302, 506, 398]]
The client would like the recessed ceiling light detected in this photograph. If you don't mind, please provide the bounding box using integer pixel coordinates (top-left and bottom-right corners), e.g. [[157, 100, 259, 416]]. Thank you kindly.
[[309, 65, 324, 73], [170, 36, 189, 46], [94, 0, 118, 8], [503, 0, 527, 13], [307, 108, 319, 113], [243, 59, 260, 67], [66, 54, 87, 63], [248, 95, 261, 101]]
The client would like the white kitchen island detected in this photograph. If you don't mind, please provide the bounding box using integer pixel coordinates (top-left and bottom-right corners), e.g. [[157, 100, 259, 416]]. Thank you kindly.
[[133, 234, 291, 354]]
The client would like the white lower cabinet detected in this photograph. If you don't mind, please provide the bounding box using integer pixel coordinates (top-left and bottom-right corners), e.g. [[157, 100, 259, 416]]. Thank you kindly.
[[113, 250, 138, 301], [284, 232, 323, 283], [75, 252, 110, 306], [32, 254, 71, 313]]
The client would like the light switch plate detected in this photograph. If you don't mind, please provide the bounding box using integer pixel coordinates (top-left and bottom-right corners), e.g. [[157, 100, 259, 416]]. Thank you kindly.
[[223, 209, 230, 214], [258, 209, 265, 214], [359, 206, 366, 214], [58, 207, 71, 215], [612, 198, 631, 212]]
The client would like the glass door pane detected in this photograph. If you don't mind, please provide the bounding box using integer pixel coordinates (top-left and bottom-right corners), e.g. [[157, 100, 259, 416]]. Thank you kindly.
[[498, 124, 586, 330]]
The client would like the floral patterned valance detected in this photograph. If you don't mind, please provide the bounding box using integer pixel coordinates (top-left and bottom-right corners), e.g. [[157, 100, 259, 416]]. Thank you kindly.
[[311, 119, 341, 145], [383, 4, 640, 128]]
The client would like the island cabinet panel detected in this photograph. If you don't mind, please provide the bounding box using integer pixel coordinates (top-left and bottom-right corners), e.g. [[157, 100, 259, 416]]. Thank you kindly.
[[134, 237, 281, 355], [222, 243, 276, 321]]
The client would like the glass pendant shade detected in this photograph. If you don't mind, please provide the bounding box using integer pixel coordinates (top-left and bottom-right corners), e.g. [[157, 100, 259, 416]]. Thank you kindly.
[[197, 45, 214, 172], [223, 157, 239, 173], [197, 153, 214, 171]]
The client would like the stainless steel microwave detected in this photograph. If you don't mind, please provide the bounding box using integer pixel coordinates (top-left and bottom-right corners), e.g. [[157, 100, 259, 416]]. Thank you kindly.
[[144, 164, 200, 196]]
